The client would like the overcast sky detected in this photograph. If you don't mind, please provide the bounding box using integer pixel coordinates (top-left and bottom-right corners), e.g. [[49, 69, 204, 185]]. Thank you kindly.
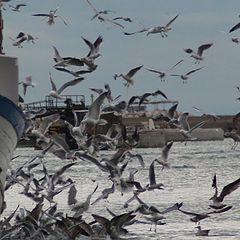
[[3, 0, 240, 114]]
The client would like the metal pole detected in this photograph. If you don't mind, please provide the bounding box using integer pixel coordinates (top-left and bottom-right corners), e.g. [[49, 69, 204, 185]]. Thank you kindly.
[[0, 7, 4, 55]]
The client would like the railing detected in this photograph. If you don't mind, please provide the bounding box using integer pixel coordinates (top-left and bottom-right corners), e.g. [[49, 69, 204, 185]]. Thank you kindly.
[[26, 95, 86, 111]]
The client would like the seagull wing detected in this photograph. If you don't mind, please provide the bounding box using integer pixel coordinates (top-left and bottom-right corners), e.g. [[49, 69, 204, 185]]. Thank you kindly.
[[16, 32, 25, 39], [49, 72, 57, 91], [152, 90, 168, 100], [38, 113, 60, 135], [87, 91, 108, 120], [85, 0, 99, 14], [51, 134, 70, 153], [52, 46, 63, 62], [139, 93, 152, 106], [168, 103, 178, 119], [57, 77, 84, 94], [124, 28, 148, 35], [81, 36, 95, 57], [197, 43, 213, 56], [149, 161, 156, 185], [126, 65, 143, 78], [165, 14, 179, 27], [16, 4, 27, 9], [32, 13, 50, 17], [161, 141, 173, 161], [146, 68, 164, 74], [128, 95, 139, 106], [53, 163, 76, 181], [218, 178, 240, 202], [212, 174, 217, 188], [229, 22, 240, 33], [178, 112, 190, 131], [189, 120, 206, 133], [168, 59, 184, 71], [160, 202, 183, 214], [58, 15, 68, 26], [185, 67, 203, 76], [94, 35, 103, 50]]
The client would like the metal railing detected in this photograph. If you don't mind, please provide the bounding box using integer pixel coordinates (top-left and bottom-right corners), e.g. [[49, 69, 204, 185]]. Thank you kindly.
[[26, 95, 86, 111]]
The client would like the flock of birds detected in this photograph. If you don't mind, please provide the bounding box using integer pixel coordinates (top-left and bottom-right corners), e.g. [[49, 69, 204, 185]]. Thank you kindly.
[[1, 0, 240, 239]]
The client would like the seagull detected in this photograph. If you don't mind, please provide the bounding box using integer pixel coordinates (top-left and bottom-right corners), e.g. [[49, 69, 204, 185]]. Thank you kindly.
[[92, 212, 136, 239], [184, 43, 213, 63], [128, 161, 163, 193], [68, 184, 98, 217], [48, 72, 84, 99], [147, 14, 179, 37], [170, 67, 203, 83], [85, 0, 123, 29], [81, 90, 110, 134], [32, 7, 68, 26], [91, 183, 115, 205], [146, 59, 183, 81], [224, 131, 240, 149], [18, 76, 36, 96], [155, 141, 173, 169], [10, 32, 37, 48], [209, 174, 240, 209], [31, 113, 60, 143], [178, 204, 232, 223], [192, 106, 220, 121], [85, 0, 115, 21], [52, 46, 72, 67], [81, 35, 103, 61], [9, 3, 26, 11], [178, 112, 207, 140], [114, 65, 143, 87], [124, 15, 178, 37]]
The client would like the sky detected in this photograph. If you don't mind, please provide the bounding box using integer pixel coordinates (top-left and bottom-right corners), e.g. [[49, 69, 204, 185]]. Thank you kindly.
[[3, 0, 240, 115]]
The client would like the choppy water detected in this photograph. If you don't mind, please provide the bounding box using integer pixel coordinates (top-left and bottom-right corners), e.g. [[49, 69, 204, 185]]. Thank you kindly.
[[4, 139, 240, 239]]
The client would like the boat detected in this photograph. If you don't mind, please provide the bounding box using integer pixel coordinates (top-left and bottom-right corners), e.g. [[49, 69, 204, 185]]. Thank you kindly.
[[0, 55, 25, 214]]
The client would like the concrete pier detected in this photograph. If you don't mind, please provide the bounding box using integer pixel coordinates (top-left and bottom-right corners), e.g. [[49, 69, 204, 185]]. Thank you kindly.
[[138, 128, 224, 148]]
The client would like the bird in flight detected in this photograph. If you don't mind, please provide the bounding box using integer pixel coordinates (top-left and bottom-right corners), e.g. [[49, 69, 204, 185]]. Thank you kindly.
[[32, 7, 68, 26], [170, 67, 203, 83], [209, 174, 240, 209], [48, 72, 84, 99], [114, 65, 143, 87], [184, 43, 213, 63]]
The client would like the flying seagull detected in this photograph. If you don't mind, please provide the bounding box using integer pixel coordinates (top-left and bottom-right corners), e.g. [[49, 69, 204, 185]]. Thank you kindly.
[[124, 14, 178, 37], [177, 112, 207, 140], [114, 65, 143, 87], [184, 43, 213, 63], [9, 3, 26, 11], [48, 72, 84, 99], [170, 67, 203, 83], [85, 0, 124, 29], [19, 76, 36, 96], [146, 59, 183, 82], [147, 14, 179, 37], [210, 174, 240, 209], [32, 7, 68, 26]]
